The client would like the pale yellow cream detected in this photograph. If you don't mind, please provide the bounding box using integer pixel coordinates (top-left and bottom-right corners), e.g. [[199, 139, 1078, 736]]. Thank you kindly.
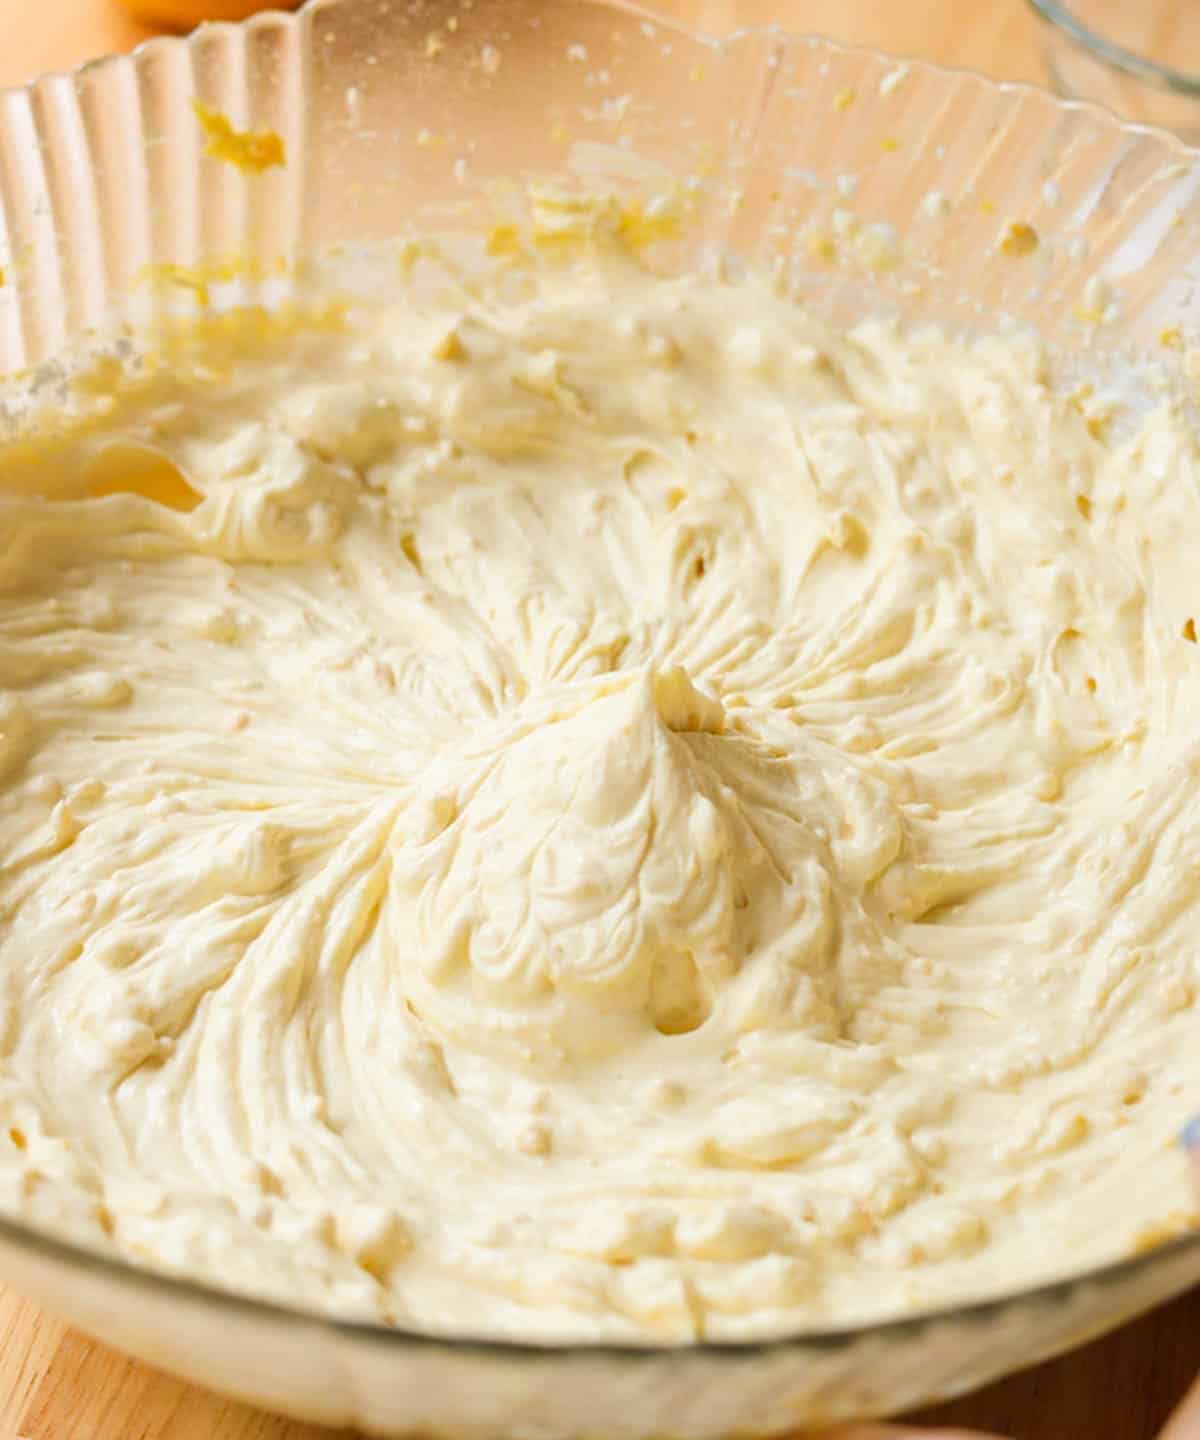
[[0, 231, 1197, 1341]]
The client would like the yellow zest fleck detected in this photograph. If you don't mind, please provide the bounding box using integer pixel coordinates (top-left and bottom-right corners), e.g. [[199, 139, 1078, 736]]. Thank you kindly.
[[138, 253, 291, 309], [833, 88, 856, 111], [1000, 221, 1038, 258], [1183, 617, 1197, 643], [0, 265, 5, 287], [151, 300, 347, 377], [147, 264, 211, 307], [615, 200, 680, 249], [1075, 494, 1092, 521], [689, 63, 704, 83], [425, 32, 444, 57], [1085, 675, 1097, 694], [432, 327, 465, 362], [193, 100, 284, 174], [1160, 326, 1184, 350], [395, 240, 422, 279], [978, 198, 996, 215], [485, 224, 522, 257], [549, 121, 569, 143], [1086, 414, 1109, 441], [804, 229, 836, 263], [880, 137, 900, 153]]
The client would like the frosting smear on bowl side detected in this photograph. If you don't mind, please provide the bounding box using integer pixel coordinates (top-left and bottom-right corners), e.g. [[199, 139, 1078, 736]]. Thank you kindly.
[[0, 222, 1197, 1341]]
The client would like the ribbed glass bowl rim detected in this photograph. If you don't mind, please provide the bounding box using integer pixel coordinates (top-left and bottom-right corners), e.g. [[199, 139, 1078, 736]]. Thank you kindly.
[[1028, 0, 1200, 97], [0, 0, 1197, 1361]]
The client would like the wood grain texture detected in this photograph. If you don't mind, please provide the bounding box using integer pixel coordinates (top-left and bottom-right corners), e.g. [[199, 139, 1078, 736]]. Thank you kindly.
[[1, 1285, 1199, 1440], [0, 1, 1196, 1437]]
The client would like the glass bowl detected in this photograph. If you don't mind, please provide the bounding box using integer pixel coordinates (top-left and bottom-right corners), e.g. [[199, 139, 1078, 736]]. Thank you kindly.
[[1028, 0, 1200, 137], [1, 0, 1200, 1432]]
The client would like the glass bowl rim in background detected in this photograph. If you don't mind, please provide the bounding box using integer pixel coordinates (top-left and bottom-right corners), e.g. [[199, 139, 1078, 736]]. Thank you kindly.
[[1028, 0, 1200, 98]]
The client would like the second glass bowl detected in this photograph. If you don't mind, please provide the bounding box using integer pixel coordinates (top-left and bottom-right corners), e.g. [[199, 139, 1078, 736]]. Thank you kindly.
[[1029, 0, 1200, 136]]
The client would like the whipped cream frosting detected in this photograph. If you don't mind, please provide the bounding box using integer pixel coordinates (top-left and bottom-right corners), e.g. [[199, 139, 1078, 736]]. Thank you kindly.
[[0, 226, 1196, 1341]]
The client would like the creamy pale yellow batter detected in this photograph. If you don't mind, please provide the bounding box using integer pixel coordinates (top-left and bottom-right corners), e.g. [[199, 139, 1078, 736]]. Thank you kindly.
[[0, 221, 1197, 1341]]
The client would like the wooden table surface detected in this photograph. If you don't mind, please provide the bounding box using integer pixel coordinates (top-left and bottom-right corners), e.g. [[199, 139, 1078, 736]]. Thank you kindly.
[[0, 2, 1197, 1438]]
